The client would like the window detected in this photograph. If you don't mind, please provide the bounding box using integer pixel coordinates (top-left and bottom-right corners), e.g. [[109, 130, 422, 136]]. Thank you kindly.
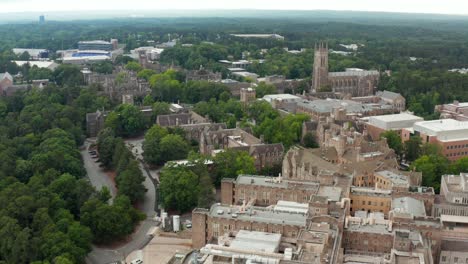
[[454, 257, 458, 263], [368, 201, 371, 205], [362, 201, 365, 205], [441, 256, 446, 262]]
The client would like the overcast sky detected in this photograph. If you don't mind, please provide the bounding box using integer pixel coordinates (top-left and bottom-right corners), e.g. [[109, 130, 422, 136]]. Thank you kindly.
[[1, 0, 468, 15]]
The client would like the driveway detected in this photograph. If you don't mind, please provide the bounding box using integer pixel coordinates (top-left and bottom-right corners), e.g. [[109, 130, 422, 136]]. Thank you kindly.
[[81, 142, 117, 201], [83, 138, 160, 264]]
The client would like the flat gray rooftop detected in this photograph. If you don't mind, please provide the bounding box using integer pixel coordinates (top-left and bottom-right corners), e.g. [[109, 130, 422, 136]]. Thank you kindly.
[[230, 230, 281, 253], [209, 203, 307, 226], [375, 170, 409, 186], [236, 175, 320, 191]]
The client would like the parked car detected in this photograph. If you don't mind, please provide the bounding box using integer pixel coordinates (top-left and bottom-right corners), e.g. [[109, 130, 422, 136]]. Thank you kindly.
[[130, 259, 143, 264]]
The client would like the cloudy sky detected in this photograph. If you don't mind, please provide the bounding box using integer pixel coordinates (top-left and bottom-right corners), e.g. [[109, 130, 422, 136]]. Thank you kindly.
[[1, 0, 468, 15]]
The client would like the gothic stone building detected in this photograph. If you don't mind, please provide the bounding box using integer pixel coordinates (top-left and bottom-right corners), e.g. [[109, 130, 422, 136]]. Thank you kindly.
[[312, 42, 380, 97], [199, 128, 284, 170]]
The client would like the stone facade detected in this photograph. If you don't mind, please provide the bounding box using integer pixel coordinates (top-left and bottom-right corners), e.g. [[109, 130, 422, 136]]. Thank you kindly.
[[436, 101, 468, 121], [83, 68, 150, 101], [86, 110, 107, 137], [239, 87, 256, 104], [312, 42, 379, 97], [0, 72, 13, 95], [433, 173, 468, 218], [185, 67, 222, 82], [199, 128, 284, 170]]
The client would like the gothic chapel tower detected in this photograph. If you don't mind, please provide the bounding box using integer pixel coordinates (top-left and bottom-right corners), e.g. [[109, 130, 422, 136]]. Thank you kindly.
[[312, 42, 329, 92]]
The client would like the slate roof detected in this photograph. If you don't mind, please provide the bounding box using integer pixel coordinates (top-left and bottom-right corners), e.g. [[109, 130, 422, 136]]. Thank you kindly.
[[377, 90, 403, 100]]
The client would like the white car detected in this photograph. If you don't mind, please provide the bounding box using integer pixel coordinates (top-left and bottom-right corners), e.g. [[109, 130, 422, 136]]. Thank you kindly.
[[130, 259, 143, 264]]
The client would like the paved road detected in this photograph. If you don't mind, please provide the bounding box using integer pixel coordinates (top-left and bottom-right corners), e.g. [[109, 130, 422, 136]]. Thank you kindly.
[[83, 138, 159, 264], [81, 142, 117, 201]]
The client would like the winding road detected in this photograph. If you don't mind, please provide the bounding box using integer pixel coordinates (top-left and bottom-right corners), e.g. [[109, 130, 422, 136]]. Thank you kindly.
[[82, 139, 159, 264]]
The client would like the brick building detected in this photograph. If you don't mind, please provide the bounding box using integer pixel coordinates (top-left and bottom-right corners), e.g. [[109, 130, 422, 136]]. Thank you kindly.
[[365, 113, 423, 141], [413, 119, 468, 161]]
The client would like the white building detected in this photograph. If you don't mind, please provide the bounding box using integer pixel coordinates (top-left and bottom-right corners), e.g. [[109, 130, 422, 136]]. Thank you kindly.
[[14, 61, 59, 71]]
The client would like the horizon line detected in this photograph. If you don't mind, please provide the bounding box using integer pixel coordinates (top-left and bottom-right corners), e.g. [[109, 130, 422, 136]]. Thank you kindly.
[[1, 8, 468, 17]]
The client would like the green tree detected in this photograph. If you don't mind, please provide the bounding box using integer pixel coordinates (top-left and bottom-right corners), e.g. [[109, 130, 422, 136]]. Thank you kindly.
[[255, 82, 277, 98], [380, 130, 403, 157], [303, 132, 319, 148], [97, 128, 116, 168], [137, 69, 156, 81], [159, 134, 190, 164], [411, 154, 449, 191], [450, 157, 468, 174], [159, 167, 199, 212], [142, 125, 168, 165], [90, 61, 113, 74], [152, 101, 171, 119], [404, 136, 422, 162], [125, 61, 143, 72], [105, 104, 146, 137], [212, 149, 256, 185], [116, 160, 147, 203]]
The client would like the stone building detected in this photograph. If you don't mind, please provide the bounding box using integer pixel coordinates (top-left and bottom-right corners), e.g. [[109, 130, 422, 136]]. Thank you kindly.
[[192, 202, 308, 249], [351, 90, 406, 113], [433, 173, 468, 218], [296, 98, 394, 122], [199, 128, 284, 170], [122, 94, 134, 105], [240, 87, 256, 104], [185, 66, 222, 82], [312, 42, 380, 97], [349, 187, 392, 216], [156, 111, 207, 127], [85, 110, 107, 137], [375, 90, 406, 113], [0, 72, 13, 94], [436, 101, 468, 121], [83, 69, 151, 101], [440, 240, 468, 264], [179, 123, 227, 143]]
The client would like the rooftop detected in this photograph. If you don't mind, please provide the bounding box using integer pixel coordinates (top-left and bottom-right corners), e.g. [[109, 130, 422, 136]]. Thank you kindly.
[[350, 187, 392, 197], [443, 173, 468, 193], [377, 90, 403, 100], [317, 186, 342, 202], [235, 175, 319, 191], [78, 40, 111, 45], [229, 230, 281, 253], [298, 99, 376, 114], [346, 221, 392, 234], [375, 170, 409, 187], [262, 94, 302, 103], [368, 113, 423, 130], [413, 119, 468, 141], [13, 61, 59, 70], [329, 69, 379, 77], [12, 48, 47, 57], [392, 197, 426, 217], [208, 203, 308, 226], [274, 201, 309, 215]]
